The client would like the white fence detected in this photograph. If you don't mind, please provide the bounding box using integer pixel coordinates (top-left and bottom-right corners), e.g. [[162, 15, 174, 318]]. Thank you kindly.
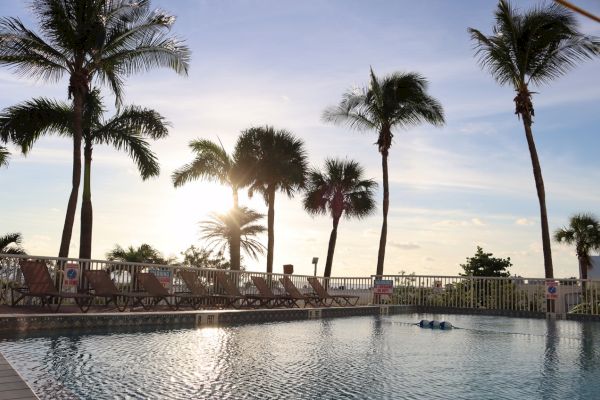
[[1, 254, 600, 316]]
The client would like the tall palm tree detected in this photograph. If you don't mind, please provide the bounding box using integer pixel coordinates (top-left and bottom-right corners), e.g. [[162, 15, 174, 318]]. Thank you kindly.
[[106, 243, 170, 264], [469, 0, 599, 278], [303, 159, 377, 277], [172, 139, 244, 269], [0, 0, 190, 258], [234, 126, 308, 274], [0, 233, 26, 254], [323, 69, 444, 276], [0, 90, 168, 259], [554, 213, 600, 280], [200, 207, 267, 266]]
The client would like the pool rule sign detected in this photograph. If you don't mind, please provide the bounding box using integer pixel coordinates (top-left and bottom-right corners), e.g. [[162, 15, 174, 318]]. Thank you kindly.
[[374, 279, 394, 295], [63, 262, 80, 293], [545, 280, 558, 300]]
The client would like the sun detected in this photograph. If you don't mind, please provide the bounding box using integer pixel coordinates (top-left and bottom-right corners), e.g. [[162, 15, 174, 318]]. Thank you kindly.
[[174, 183, 234, 218]]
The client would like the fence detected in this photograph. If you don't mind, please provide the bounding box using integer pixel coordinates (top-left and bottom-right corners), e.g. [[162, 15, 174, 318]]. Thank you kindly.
[[377, 274, 600, 316], [1, 254, 600, 316], [0, 254, 373, 307]]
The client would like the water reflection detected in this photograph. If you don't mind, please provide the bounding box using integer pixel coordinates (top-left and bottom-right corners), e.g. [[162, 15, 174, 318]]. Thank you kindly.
[[2, 315, 600, 400]]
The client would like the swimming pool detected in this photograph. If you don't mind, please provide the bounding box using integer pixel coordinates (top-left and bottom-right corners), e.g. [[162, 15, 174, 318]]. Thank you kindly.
[[1, 314, 599, 399]]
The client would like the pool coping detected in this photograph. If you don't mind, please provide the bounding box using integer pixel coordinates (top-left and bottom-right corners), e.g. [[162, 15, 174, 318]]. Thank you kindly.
[[2, 305, 600, 335], [0, 352, 39, 400], [0, 305, 416, 334]]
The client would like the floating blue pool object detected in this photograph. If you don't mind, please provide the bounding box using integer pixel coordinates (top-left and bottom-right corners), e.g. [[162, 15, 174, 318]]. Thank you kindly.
[[418, 319, 453, 330]]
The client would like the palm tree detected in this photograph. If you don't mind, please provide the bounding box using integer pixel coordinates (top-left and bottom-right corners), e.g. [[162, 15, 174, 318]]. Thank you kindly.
[[0, 90, 168, 259], [323, 69, 444, 276], [0, 233, 26, 254], [200, 207, 267, 266], [106, 243, 170, 264], [554, 213, 600, 280], [172, 139, 244, 269], [469, 0, 599, 278], [234, 126, 308, 273], [303, 159, 377, 277], [0, 146, 8, 167], [0, 0, 190, 258]]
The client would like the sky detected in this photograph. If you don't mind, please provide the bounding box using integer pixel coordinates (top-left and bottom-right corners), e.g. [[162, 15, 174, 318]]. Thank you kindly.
[[1, 0, 599, 278]]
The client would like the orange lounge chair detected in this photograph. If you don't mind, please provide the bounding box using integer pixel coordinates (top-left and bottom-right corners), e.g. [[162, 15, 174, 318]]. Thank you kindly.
[[251, 276, 295, 308], [307, 277, 359, 306], [215, 272, 270, 308], [12, 260, 94, 313], [135, 272, 175, 310], [279, 276, 319, 308], [177, 269, 236, 309], [84, 270, 155, 312]]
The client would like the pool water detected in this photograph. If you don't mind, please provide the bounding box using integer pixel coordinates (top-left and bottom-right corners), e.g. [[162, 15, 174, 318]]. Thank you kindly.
[[1, 314, 600, 399]]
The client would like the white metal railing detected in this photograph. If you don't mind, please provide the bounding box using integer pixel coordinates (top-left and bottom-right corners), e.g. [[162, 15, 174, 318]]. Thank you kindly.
[[1, 253, 600, 316], [375, 274, 600, 316], [0, 254, 373, 307]]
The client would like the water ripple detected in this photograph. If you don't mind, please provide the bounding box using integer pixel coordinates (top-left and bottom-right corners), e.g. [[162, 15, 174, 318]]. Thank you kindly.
[[1, 314, 600, 399]]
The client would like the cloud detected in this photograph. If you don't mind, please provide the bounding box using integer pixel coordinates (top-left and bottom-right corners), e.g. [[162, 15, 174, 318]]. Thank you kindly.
[[390, 241, 421, 250], [471, 218, 485, 226], [515, 218, 535, 226]]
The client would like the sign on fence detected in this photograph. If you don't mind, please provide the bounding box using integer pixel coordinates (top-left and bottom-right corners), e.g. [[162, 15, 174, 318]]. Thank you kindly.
[[149, 268, 172, 291], [545, 280, 558, 300], [374, 279, 394, 295], [62, 263, 80, 293]]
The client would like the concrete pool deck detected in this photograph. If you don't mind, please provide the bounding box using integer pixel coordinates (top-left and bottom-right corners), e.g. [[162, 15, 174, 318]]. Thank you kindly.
[[0, 353, 38, 400]]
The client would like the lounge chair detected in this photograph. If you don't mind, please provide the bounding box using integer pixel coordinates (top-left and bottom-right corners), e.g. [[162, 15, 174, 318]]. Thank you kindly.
[[251, 276, 295, 308], [215, 272, 269, 308], [279, 276, 319, 308], [11, 260, 94, 313], [135, 272, 174, 310], [308, 277, 360, 306], [177, 269, 234, 309], [83, 270, 154, 312]]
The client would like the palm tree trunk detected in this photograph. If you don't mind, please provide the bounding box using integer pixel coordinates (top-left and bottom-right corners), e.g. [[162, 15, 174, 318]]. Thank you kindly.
[[58, 82, 85, 258], [230, 188, 241, 270], [79, 141, 93, 259], [266, 185, 275, 274], [515, 87, 553, 279], [578, 255, 588, 280], [376, 152, 389, 276], [522, 118, 554, 279], [324, 217, 340, 278]]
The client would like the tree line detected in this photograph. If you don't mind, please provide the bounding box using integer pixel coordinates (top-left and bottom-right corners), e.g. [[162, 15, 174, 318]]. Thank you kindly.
[[0, 0, 598, 278]]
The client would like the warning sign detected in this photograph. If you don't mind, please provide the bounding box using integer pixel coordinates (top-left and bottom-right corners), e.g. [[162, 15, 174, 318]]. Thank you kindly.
[[62, 263, 80, 293], [374, 279, 393, 295], [545, 280, 558, 300]]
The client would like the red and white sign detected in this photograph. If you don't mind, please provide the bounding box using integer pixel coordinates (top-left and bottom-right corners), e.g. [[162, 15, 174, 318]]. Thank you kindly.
[[545, 280, 558, 300], [62, 263, 80, 293], [374, 280, 394, 295]]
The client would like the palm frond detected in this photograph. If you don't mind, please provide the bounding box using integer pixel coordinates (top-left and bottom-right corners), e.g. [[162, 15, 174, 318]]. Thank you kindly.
[[234, 126, 307, 201], [0, 16, 69, 81], [0, 145, 9, 167], [469, 0, 599, 88], [303, 158, 377, 220], [554, 213, 600, 256], [0, 97, 72, 153], [172, 139, 233, 188], [200, 207, 266, 260], [0, 232, 26, 254], [97, 128, 160, 180], [323, 69, 444, 150]]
